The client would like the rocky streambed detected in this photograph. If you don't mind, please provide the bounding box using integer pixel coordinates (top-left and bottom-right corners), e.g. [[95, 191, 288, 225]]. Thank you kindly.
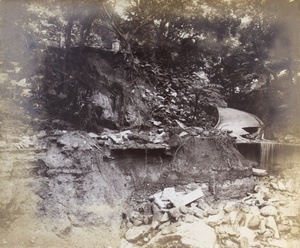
[[121, 173, 300, 248]]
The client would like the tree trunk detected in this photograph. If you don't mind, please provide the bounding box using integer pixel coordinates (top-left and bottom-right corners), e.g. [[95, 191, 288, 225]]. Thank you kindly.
[[65, 20, 74, 48]]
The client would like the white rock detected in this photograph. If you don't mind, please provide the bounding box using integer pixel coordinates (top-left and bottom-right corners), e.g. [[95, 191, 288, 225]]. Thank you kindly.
[[278, 181, 286, 191], [207, 210, 225, 227], [252, 168, 267, 177], [260, 205, 278, 217], [266, 216, 280, 239], [88, 132, 99, 138], [160, 212, 169, 223], [224, 201, 237, 213], [268, 240, 288, 248], [178, 220, 216, 248], [247, 215, 261, 229], [229, 211, 238, 225], [180, 187, 204, 206]]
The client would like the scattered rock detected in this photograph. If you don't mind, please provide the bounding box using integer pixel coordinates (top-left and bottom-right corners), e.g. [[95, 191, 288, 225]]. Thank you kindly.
[[125, 225, 152, 243], [169, 208, 181, 220], [183, 214, 195, 223], [224, 201, 237, 213], [193, 208, 204, 219], [133, 219, 143, 226], [178, 220, 216, 248], [277, 181, 286, 191], [229, 211, 238, 225], [260, 205, 278, 217], [239, 236, 249, 248], [236, 212, 246, 226], [247, 215, 261, 229], [252, 168, 268, 177], [270, 182, 279, 190], [160, 212, 169, 223], [179, 206, 189, 214], [203, 131, 210, 136], [266, 216, 280, 239], [207, 210, 224, 227]]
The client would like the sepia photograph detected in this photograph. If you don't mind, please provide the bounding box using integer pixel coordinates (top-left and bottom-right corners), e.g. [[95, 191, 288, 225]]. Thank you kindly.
[[0, 0, 300, 247]]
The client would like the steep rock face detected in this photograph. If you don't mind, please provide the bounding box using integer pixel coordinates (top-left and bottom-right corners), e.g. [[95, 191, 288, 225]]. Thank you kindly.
[[42, 47, 151, 130]]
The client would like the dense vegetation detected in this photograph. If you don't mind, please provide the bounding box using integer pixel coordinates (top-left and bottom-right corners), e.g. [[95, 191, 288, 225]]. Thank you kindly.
[[1, 0, 300, 138]]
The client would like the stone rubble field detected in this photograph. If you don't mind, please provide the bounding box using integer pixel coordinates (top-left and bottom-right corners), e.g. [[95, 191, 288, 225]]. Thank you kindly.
[[121, 173, 300, 248]]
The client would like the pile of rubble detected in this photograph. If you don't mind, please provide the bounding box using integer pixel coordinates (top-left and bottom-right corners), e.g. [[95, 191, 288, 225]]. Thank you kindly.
[[120, 173, 300, 248]]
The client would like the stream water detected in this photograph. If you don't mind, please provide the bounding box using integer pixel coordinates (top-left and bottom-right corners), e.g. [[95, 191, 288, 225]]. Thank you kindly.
[[237, 141, 300, 174]]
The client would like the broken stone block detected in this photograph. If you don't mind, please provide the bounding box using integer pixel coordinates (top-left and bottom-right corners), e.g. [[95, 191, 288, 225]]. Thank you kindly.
[[72, 142, 79, 149], [239, 236, 250, 248], [160, 212, 169, 223], [179, 206, 189, 214], [266, 216, 280, 239], [194, 208, 204, 219], [197, 199, 209, 211], [125, 225, 152, 243], [236, 212, 246, 226], [224, 201, 237, 213], [169, 208, 181, 220], [229, 211, 238, 225], [260, 205, 278, 217], [277, 181, 286, 191], [180, 187, 204, 206], [133, 219, 143, 226], [161, 187, 177, 204], [247, 215, 261, 229], [151, 220, 159, 229], [259, 218, 266, 234], [206, 207, 219, 216], [177, 220, 216, 248], [129, 211, 141, 223], [153, 193, 165, 209], [184, 214, 195, 223], [88, 132, 99, 138], [207, 211, 224, 227], [270, 182, 279, 190], [268, 240, 288, 248], [252, 168, 268, 177]]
